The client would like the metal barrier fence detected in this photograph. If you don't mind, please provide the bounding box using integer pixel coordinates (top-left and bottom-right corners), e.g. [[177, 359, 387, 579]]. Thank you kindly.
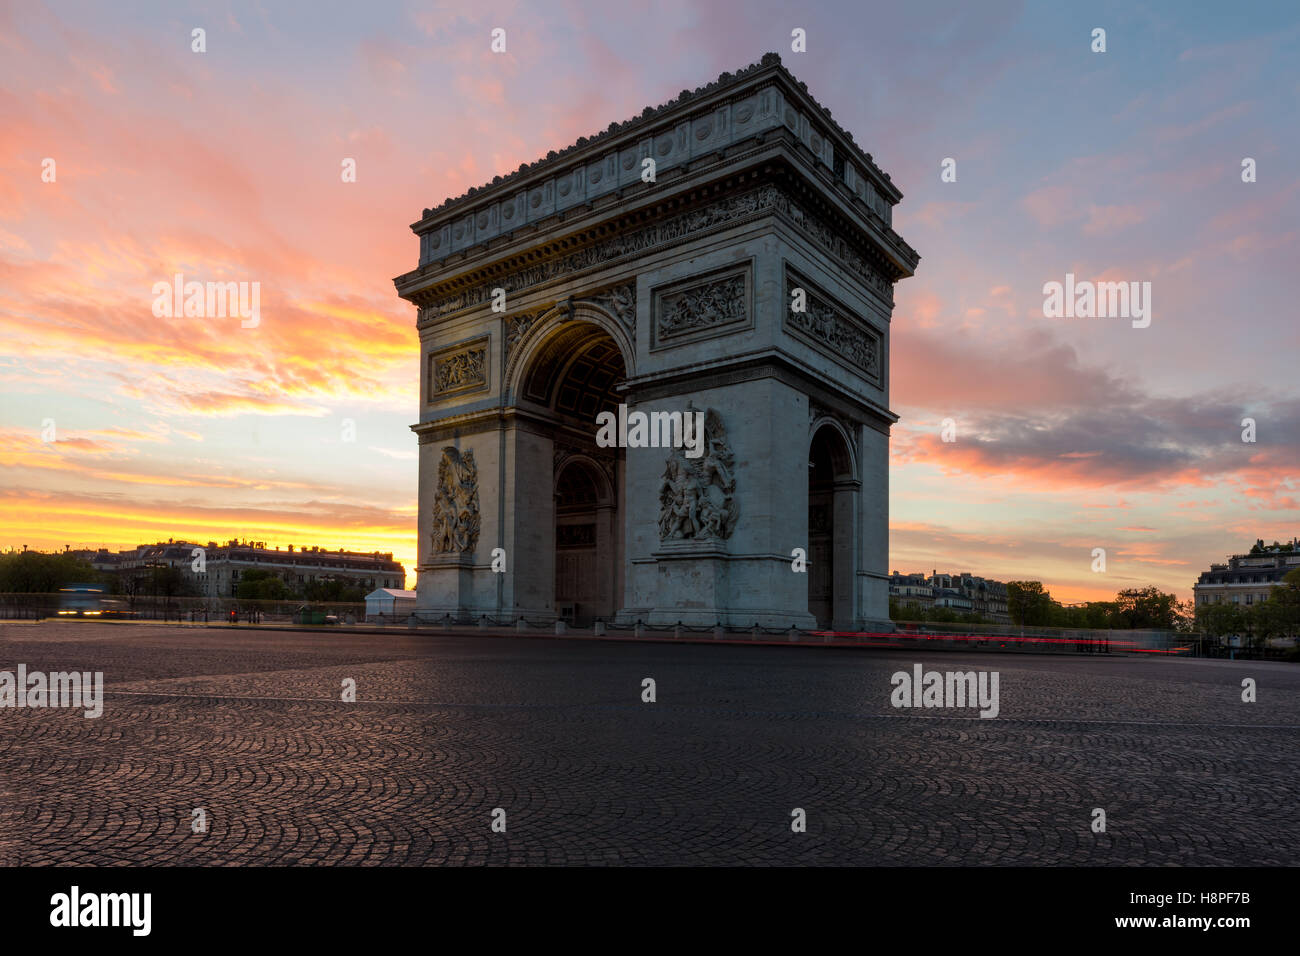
[[0, 592, 365, 626], [9, 594, 1272, 656]]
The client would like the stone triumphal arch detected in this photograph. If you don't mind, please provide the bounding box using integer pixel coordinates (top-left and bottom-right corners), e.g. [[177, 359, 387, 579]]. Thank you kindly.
[[394, 54, 918, 630]]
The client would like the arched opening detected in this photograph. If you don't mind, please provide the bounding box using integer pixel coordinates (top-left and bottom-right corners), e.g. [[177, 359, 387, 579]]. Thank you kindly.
[[554, 458, 615, 624], [517, 318, 627, 625], [808, 423, 855, 629]]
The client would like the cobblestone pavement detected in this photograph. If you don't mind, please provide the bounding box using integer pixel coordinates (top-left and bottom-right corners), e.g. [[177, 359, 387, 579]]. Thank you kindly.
[[1, 621, 1296, 866]]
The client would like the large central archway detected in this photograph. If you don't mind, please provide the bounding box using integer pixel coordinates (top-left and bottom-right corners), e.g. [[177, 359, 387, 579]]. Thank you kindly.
[[515, 314, 627, 625]]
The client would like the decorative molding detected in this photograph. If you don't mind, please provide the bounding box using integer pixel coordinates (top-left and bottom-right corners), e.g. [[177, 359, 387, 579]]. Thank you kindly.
[[809, 398, 860, 442], [657, 404, 739, 542], [554, 441, 617, 497], [577, 281, 636, 335], [409, 54, 911, 247], [429, 337, 489, 398], [504, 310, 545, 371], [500, 282, 634, 386], [776, 192, 894, 302], [416, 188, 780, 321], [652, 263, 751, 349], [784, 266, 882, 386], [430, 447, 480, 554], [415, 184, 894, 327]]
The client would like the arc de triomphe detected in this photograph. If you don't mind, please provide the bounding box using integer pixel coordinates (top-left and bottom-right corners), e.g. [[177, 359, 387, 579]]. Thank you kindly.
[[393, 53, 918, 630]]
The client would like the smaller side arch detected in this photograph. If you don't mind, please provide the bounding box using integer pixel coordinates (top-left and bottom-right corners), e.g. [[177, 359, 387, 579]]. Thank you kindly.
[[808, 417, 858, 482], [554, 452, 616, 506]]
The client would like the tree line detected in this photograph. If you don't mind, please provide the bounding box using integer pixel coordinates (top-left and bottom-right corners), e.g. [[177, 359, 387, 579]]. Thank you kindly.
[[891, 582, 1189, 630], [0, 551, 365, 604], [891, 573, 1300, 644]]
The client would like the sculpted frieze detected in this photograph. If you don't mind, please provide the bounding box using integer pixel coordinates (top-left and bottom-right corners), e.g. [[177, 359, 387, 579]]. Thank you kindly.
[[785, 267, 882, 385], [415, 185, 893, 325], [654, 268, 748, 345]]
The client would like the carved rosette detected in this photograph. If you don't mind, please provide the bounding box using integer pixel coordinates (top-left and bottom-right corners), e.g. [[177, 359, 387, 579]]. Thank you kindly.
[[657, 404, 739, 542], [430, 447, 480, 554], [502, 282, 635, 380]]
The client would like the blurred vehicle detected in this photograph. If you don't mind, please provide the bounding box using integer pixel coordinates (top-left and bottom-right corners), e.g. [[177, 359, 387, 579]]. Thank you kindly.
[[57, 583, 136, 619]]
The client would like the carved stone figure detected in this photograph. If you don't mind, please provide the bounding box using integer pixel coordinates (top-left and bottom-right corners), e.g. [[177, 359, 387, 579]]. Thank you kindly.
[[505, 311, 542, 366], [658, 274, 747, 339], [582, 282, 636, 332], [657, 405, 739, 541], [431, 447, 480, 553], [434, 347, 486, 393], [785, 269, 881, 381]]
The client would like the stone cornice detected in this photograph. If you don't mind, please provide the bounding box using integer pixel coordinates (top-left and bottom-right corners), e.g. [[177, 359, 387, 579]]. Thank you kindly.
[[411, 53, 902, 231], [410, 402, 570, 443], [619, 347, 898, 434], [397, 58, 919, 294], [401, 173, 915, 330]]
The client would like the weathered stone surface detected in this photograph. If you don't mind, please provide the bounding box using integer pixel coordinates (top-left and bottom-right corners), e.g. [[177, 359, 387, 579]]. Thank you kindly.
[[396, 57, 918, 629]]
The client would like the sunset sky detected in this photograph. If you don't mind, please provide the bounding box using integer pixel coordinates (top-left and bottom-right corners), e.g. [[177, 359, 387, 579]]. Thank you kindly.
[[2, 1, 1297, 600]]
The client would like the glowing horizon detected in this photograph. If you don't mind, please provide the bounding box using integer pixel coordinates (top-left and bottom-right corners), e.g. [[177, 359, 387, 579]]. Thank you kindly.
[[2, 2, 1297, 604]]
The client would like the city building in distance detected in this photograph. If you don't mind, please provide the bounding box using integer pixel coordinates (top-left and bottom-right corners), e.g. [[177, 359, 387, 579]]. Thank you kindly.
[[889, 570, 1011, 622], [1193, 538, 1300, 609], [69, 540, 405, 598]]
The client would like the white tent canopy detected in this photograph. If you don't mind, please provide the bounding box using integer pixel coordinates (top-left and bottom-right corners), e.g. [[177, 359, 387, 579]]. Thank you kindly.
[[364, 588, 416, 622]]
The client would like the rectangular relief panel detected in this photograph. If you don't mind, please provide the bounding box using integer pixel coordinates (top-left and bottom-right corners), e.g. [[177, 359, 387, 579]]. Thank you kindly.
[[782, 264, 883, 388], [428, 334, 490, 401], [650, 261, 753, 351]]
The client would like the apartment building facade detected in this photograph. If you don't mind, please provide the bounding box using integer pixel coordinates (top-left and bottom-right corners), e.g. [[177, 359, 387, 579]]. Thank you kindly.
[[1194, 539, 1300, 609]]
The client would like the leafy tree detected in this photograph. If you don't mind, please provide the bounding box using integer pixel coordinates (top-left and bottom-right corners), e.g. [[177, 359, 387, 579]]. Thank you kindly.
[[0, 551, 100, 593], [1257, 569, 1300, 638], [1007, 581, 1052, 626], [1196, 601, 1245, 640], [889, 599, 920, 622], [302, 579, 363, 603], [1084, 601, 1120, 629], [1250, 600, 1290, 641], [236, 569, 291, 601], [1114, 586, 1179, 629]]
